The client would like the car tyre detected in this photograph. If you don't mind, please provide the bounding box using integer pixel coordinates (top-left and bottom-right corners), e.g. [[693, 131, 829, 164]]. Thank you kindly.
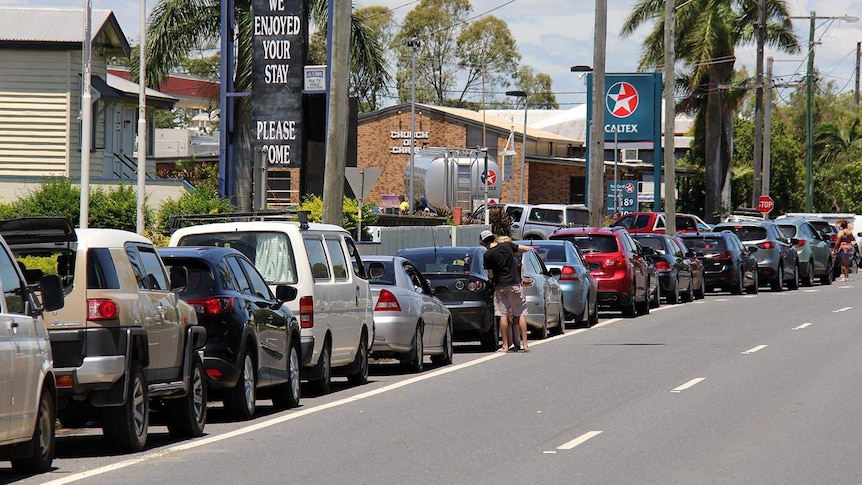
[[730, 267, 745, 295], [802, 260, 815, 287], [637, 281, 651, 315], [480, 314, 499, 351], [307, 341, 332, 395], [552, 306, 565, 335], [667, 277, 680, 304], [531, 313, 549, 340], [621, 287, 637, 318], [787, 263, 800, 290], [224, 349, 256, 420], [167, 352, 207, 438], [649, 279, 660, 309], [431, 319, 453, 365], [747, 270, 759, 294], [403, 323, 424, 373], [694, 277, 705, 299], [588, 297, 599, 326], [771, 264, 784, 292], [102, 362, 148, 453], [272, 341, 301, 409], [820, 258, 834, 285], [347, 332, 370, 385], [10, 386, 55, 474]]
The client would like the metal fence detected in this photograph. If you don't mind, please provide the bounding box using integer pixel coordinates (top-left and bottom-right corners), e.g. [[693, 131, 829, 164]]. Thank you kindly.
[[356, 225, 490, 256]]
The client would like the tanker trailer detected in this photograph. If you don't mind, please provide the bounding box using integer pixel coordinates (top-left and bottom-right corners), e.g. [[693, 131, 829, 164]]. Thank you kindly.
[[404, 147, 502, 212]]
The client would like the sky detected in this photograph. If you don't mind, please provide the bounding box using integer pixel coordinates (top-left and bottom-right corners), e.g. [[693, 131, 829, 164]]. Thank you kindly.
[[3, 0, 861, 108]]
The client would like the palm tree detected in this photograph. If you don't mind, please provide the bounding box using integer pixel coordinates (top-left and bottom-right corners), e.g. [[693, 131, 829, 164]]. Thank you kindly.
[[622, 0, 798, 222], [138, 0, 388, 210]]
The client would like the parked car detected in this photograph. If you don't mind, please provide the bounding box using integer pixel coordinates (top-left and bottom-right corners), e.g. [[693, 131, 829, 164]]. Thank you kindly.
[[516, 248, 565, 339], [678, 231, 759, 294], [0, 234, 64, 473], [169, 215, 373, 396], [611, 211, 705, 234], [394, 246, 498, 350], [516, 239, 598, 327], [712, 221, 800, 291], [0, 217, 207, 452], [158, 247, 302, 420], [631, 233, 694, 304], [671, 235, 706, 299], [363, 256, 453, 372], [774, 218, 834, 286], [550, 227, 651, 317], [471, 203, 531, 239]]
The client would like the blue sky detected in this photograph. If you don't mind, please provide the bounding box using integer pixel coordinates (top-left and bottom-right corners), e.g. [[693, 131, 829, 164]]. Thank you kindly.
[[4, 0, 861, 107]]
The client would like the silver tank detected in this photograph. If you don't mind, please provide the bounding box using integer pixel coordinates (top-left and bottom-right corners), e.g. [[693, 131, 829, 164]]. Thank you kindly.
[[404, 147, 502, 212]]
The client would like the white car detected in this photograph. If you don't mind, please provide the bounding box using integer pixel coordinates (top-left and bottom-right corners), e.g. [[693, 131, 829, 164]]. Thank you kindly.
[[0, 234, 64, 473]]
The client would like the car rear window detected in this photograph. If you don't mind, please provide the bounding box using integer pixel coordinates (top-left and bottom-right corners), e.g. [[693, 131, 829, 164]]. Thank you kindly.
[[633, 237, 664, 252], [717, 226, 767, 241], [364, 260, 395, 285], [557, 235, 619, 254], [777, 225, 797, 238], [177, 231, 298, 285], [682, 237, 726, 251], [399, 249, 470, 274], [614, 214, 651, 230], [530, 245, 567, 262], [162, 258, 215, 295], [565, 208, 590, 226]]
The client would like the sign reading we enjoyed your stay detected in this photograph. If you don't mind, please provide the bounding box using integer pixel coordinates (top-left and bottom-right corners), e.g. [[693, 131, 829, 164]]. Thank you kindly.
[[251, 0, 306, 167]]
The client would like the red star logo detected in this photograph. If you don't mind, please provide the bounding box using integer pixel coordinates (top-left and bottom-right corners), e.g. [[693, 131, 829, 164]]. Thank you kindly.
[[606, 82, 639, 118]]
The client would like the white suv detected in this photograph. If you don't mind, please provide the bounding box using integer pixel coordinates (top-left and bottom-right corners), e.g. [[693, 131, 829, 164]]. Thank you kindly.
[[169, 214, 373, 395], [0, 233, 64, 473]]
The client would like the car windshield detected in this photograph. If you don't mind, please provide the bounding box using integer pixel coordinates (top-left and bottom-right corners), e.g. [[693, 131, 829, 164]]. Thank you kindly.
[[718, 226, 767, 241], [633, 237, 664, 252], [363, 260, 395, 285], [399, 249, 470, 274], [682, 237, 727, 251], [529, 244, 568, 262], [177, 231, 298, 285], [558, 235, 618, 254], [777, 225, 797, 238]]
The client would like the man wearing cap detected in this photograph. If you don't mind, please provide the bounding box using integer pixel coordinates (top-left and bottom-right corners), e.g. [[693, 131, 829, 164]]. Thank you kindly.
[[480, 230, 533, 352]]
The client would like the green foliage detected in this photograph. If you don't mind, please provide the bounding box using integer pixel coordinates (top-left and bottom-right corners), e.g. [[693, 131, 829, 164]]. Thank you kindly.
[[157, 160, 220, 191], [488, 207, 512, 237], [156, 186, 234, 236], [296, 194, 379, 240], [15, 178, 81, 221], [513, 66, 558, 109], [89, 184, 152, 232]]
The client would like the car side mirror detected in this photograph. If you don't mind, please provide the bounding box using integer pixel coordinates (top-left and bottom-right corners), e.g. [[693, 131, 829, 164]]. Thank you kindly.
[[748, 246, 758, 254], [276, 285, 298, 302], [39, 274, 64, 312], [548, 267, 562, 277]]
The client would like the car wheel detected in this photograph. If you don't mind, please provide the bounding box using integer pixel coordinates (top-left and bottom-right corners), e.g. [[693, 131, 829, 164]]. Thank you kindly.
[[588, 297, 599, 326], [649, 279, 660, 309], [771, 264, 784, 292], [667, 277, 680, 304], [747, 270, 759, 294], [102, 361, 148, 452], [621, 285, 637, 317], [480, 314, 499, 351], [403, 323, 424, 373], [820, 258, 834, 285], [694, 277, 705, 299], [552, 307, 565, 335], [11, 386, 55, 474], [787, 263, 800, 290], [802, 260, 815, 287], [308, 341, 332, 395], [166, 352, 207, 438], [272, 341, 301, 409], [531, 313, 549, 340], [347, 332, 370, 385], [431, 319, 453, 365], [730, 267, 744, 295], [224, 349, 256, 420], [636, 281, 651, 315]]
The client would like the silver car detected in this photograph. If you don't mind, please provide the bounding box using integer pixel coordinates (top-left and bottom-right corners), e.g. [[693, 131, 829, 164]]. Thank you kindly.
[[364, 256, 453, 373], [517, 239, 598, 327], [517, 249, 565, 339]]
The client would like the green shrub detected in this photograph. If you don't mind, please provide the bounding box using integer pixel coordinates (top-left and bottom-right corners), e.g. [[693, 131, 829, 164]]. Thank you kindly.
[[296, 194, 379, 240], [156, 186, 234, 236], [89, 184, 152, 232], [15, 178, 81, 221]]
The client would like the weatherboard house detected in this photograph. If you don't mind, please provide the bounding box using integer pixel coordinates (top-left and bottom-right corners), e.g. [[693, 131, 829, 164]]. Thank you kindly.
[[0, 7, 187, 206]]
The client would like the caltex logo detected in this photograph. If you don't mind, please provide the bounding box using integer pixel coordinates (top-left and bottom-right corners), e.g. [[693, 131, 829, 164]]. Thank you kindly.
[[606, 82, 639, 118]]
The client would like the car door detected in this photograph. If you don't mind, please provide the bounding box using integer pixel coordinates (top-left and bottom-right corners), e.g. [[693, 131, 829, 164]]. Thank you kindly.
[[0, 290, 11, 440], [534, 253, 563, 319], [403, 261, 443, 344], [802, 223, 830, 273], [668, 237, 692, 291], [344, 237, 372, 348], [622, 233, 648, 298], [325, 235, 360, 363]]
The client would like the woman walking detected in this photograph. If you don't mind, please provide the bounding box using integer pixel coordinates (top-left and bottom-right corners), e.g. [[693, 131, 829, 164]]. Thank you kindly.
[[835, 221, 855, 282]]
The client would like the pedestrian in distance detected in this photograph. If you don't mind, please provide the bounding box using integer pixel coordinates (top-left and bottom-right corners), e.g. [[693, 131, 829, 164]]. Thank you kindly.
[[834, 220, 855, 281], [480, 230, 532, 353], [497, 236, 523, 351], [399, 195, 410, 215]]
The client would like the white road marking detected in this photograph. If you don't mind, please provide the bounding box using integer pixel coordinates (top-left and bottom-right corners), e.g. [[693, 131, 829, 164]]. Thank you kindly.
[[713, 298, 729, 302], [742, 344, 768, 355], [793, 323, 812, 330], [742, 295, 756, 298], [593, 317, 622, 329], [833, 307, 852, 313], [839, 285, 854, 289], [543, 450, 558, 454], [803, 289, 819, 293], [671, 377, 705, 393], [557, 430, 603, 450]]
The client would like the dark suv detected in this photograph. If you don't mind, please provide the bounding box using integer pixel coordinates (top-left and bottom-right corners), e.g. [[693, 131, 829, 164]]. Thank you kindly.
[[679, 231, 759, 295], [712, 221, 800, 291], [550, 227, 651, 317]]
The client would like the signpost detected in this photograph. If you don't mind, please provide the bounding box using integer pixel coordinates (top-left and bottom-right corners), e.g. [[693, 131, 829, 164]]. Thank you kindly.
[[607, 180, 638, 216], [345, 167, 382, 240], [758, 195, 774, 215]]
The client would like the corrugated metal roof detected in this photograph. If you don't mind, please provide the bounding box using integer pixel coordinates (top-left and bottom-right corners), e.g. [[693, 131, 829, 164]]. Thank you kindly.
[[416, 104, 580, 144], [0, 7, 113, 43]]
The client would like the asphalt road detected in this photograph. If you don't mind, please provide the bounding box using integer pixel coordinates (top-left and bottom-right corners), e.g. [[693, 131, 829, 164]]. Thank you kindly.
[[6, 280, 862, 485]]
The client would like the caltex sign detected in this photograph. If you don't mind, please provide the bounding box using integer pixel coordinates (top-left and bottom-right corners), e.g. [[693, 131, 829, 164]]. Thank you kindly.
[[587, 73, 661, 143]]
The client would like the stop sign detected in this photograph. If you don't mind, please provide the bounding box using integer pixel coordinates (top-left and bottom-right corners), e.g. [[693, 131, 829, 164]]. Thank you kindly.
[[758, 195, 774, 214]]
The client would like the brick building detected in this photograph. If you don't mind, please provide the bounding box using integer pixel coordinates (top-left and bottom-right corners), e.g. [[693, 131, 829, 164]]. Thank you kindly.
[[357, 103, 590, 211]]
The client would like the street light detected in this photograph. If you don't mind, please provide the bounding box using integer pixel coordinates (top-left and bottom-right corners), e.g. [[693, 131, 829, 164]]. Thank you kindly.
[[505, 90, 528, 203], [406, 39, 420, 213], [790, 12, 859, 212]]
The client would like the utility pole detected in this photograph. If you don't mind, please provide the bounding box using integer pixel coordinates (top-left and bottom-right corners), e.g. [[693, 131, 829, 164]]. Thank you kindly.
[[322, 0, 350, 225], [80, 0, 92, 229], [407, 39, 419, 213], [752, 0, 766, 206], [588, 0, 607, 228], [856, 41, 860, 105], [805, 11, 815, 213], [763, 57, 773, 197], [663, 0, 676, 235], [136, 0, 147, 234]]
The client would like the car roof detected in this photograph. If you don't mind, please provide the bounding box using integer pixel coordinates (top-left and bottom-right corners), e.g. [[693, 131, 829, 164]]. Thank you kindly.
[[551, 226, 618, 236], [514, 239, 568, 246], [714, 220, 776, 227], [158, 246, 246, 261], [171, 220, 348, 237]]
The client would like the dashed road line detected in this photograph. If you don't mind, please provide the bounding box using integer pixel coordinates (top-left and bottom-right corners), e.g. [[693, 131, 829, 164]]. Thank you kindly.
[[833, 307, 852, 313], [793, 323, 812, 330], [742, 344, 768, 355], [671, 377, 705, 393], [803, 289, 819, 293], [556, 430, 603, 450]]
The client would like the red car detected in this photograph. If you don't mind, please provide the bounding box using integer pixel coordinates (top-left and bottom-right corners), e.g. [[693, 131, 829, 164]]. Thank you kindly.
[[550, 227, 651, 317], [611, 212, 708, 234]]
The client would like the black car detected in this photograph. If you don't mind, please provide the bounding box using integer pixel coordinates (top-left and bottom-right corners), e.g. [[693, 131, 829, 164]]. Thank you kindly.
[[712, 221, 800, 291], [158, 246, 302, 420], [394, 246, 497, 351], [632, 233, 694, 304], [679, 231, 759, 295]]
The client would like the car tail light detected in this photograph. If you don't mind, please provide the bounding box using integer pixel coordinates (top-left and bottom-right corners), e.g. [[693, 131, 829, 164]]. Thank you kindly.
[[831, 234, 838, 242], [468, 279, 486, 291], [757, 241, 775, 250], [188, 296, 234, 315], [56, 375, 74, 388], [206, 368, 224, 380], [654, 261, 670, 270], [88, 299, 118, 320], [603, 255, 627, 268], [375, 289, 402, 311], [715, 251, 733, 260], [559, 265, 579, 281], [299, 295, 314, 329], [796, 239, 806, 248]]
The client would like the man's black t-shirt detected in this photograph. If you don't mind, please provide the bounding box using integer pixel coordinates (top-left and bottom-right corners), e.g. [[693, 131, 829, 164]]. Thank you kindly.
[[483, 241, 520, 287]]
